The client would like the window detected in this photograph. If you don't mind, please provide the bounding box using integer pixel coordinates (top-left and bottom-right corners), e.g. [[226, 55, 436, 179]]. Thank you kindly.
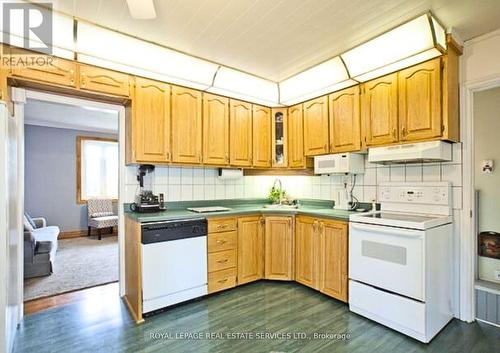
[[77, 136, 118, 203]]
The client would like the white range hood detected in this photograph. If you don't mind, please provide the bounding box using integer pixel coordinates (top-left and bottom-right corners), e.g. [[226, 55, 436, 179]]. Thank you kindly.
[[368, 141, 452, 164]]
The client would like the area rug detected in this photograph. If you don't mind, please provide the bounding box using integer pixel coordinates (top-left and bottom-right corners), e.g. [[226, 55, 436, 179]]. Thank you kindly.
[[24, 235, 119, 301]]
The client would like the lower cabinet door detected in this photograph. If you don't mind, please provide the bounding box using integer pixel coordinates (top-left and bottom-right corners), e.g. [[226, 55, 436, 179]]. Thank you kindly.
[[237, 216, 264, 285], [264, 216, 294, 280], [295, 216, 319, 289], [319, 219, 348, 302]]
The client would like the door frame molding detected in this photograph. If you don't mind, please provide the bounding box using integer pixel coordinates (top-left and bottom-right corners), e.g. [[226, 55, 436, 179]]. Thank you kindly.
[[460, 73, 500, 322]]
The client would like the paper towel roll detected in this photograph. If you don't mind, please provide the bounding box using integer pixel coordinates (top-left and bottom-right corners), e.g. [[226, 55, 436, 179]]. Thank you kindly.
[[218, 168, 243, 180]]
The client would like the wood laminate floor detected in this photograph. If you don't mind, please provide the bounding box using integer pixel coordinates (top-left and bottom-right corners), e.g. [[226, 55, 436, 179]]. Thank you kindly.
[[14, 281, 500, 353]]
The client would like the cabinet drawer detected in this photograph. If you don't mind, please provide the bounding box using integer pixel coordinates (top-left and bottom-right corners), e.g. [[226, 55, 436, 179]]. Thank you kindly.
[[208, 231, 237, 253], [208, 249, 237, 272], [79, 64, 130, 97], [208, 268, 237, 294], [208, 218, 237, 233]]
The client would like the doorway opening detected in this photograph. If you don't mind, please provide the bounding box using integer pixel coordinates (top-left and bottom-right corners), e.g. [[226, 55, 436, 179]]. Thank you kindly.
[[16, 89, 126, 312]]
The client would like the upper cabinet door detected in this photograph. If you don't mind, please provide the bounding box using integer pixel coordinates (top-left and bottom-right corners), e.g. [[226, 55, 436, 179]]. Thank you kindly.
[[10, 53, 77, 87], [271, 108, 288, 168], [230, 99, 253, 167], [288, 104, 306, 168], [398, 58, 442, 142], [79, 64, 130, 97], [171, 86, 202, 164], [252, 105, 272, 168], [303, 96, 329, 156], [132, 78, 171, 163], [329, 86, 361, 152], [362, 73, 399, 147], [203, 93, 229, 166]]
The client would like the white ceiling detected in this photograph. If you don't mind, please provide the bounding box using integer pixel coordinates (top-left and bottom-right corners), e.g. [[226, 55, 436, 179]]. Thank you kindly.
[[25, 99, 119, 134], [52, 0, 500, 81]]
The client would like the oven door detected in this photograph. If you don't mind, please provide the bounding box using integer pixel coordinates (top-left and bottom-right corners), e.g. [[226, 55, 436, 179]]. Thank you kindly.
[[349, 222, 425, 301]]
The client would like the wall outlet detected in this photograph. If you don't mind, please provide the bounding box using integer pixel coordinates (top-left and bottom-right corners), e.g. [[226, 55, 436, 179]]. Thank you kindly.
[[495, 270, 500, 281]]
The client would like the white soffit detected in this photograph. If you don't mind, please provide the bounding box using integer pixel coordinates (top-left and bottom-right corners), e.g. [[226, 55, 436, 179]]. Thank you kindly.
[[279, 56, 353, 106], [76, 21, 219, 90], [209, 67, 279, 107]]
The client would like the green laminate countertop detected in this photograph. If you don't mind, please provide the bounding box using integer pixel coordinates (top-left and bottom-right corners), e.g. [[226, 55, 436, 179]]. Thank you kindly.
[[124, 198, 367, 223]]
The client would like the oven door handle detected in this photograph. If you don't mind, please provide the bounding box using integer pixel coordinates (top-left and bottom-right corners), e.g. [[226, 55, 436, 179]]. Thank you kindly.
[[350, 222, 423, 238]]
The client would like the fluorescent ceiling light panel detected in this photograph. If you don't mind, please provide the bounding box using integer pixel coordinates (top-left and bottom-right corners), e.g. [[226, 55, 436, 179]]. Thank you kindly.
[[279, 56, 350, 105], [126, 0, 156, 19], [211, 67, 279, 106], [341, 14, 446, 82], [77, 22, 218, 89]]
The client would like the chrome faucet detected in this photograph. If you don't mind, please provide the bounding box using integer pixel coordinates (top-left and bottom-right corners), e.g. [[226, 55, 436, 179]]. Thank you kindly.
[[273, 178, 283, 205]]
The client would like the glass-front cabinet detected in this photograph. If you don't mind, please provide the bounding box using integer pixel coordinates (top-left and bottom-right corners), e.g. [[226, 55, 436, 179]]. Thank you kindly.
[[271, 108, 288, 168]]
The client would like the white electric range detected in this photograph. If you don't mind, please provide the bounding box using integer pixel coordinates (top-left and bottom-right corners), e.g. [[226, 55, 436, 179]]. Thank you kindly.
[[348, 182, 453, 343]]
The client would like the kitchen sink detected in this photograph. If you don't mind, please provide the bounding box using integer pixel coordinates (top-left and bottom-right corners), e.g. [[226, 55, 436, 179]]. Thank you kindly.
[[262, 204, 299, 209]]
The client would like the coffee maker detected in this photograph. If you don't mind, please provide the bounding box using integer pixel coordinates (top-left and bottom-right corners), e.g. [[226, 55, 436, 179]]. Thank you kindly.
[[129, 165, 165, 213]]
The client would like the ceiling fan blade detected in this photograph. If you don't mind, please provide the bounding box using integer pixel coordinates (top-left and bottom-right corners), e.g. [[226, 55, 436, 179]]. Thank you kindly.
[[126, 0, 156, 19]]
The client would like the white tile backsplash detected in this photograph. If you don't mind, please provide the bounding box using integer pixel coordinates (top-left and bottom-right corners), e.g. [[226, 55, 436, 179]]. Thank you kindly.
[[124, 143, 463, 210]]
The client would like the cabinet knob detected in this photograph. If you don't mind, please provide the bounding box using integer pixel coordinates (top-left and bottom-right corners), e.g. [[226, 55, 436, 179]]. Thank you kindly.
[[401, 127, 407, 138], [217, 259, 228, 264], [216, 239, 226, 245], [80, 72, 86, 87], [69, 69, 75, 85]]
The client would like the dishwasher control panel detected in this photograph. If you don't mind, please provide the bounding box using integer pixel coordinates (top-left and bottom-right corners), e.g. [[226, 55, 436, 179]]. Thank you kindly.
[[141, 218, 207, 244]]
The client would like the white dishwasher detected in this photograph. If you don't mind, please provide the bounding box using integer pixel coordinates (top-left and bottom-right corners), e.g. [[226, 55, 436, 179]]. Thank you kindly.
[[141, 218, 208, 314]]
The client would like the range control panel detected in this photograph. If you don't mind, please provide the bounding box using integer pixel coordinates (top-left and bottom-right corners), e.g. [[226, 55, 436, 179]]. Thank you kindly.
[[378, 182, 450, 205]]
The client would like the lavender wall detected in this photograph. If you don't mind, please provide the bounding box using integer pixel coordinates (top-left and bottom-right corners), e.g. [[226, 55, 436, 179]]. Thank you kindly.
[[24, 125, 117, 231]]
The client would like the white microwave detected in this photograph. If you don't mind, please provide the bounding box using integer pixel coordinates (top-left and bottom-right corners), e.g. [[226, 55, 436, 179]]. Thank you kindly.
[[314, 153, 365, 175]]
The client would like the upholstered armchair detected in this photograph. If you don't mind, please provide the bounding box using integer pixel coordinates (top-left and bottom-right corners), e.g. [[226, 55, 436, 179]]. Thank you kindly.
[[87, 199, 118, 240]]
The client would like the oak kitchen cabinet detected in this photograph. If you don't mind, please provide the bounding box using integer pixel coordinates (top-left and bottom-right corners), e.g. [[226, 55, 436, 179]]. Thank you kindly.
[[295, 216, 319, 289], [362, 72, 399, 147], [237, 216, 264, 285], [130, 77, 171, 163], [303, 96, 329, 156], [171, 86, 203, 164], [318, 218, 348, 302], [287, 104, 307, 168], [398, 58, 442, 142], [252, 105, 272, 167], [264, 216, 294, 280], [295, 216, 348, 302], [329, 86, 361, 152], [271, 108, 288, 168], [10, 53, 77, 88], [79, 64, 131, 97], [207, 217, 238, 294], [230, 99, 253, 167], [203, 93, 229, 165]]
